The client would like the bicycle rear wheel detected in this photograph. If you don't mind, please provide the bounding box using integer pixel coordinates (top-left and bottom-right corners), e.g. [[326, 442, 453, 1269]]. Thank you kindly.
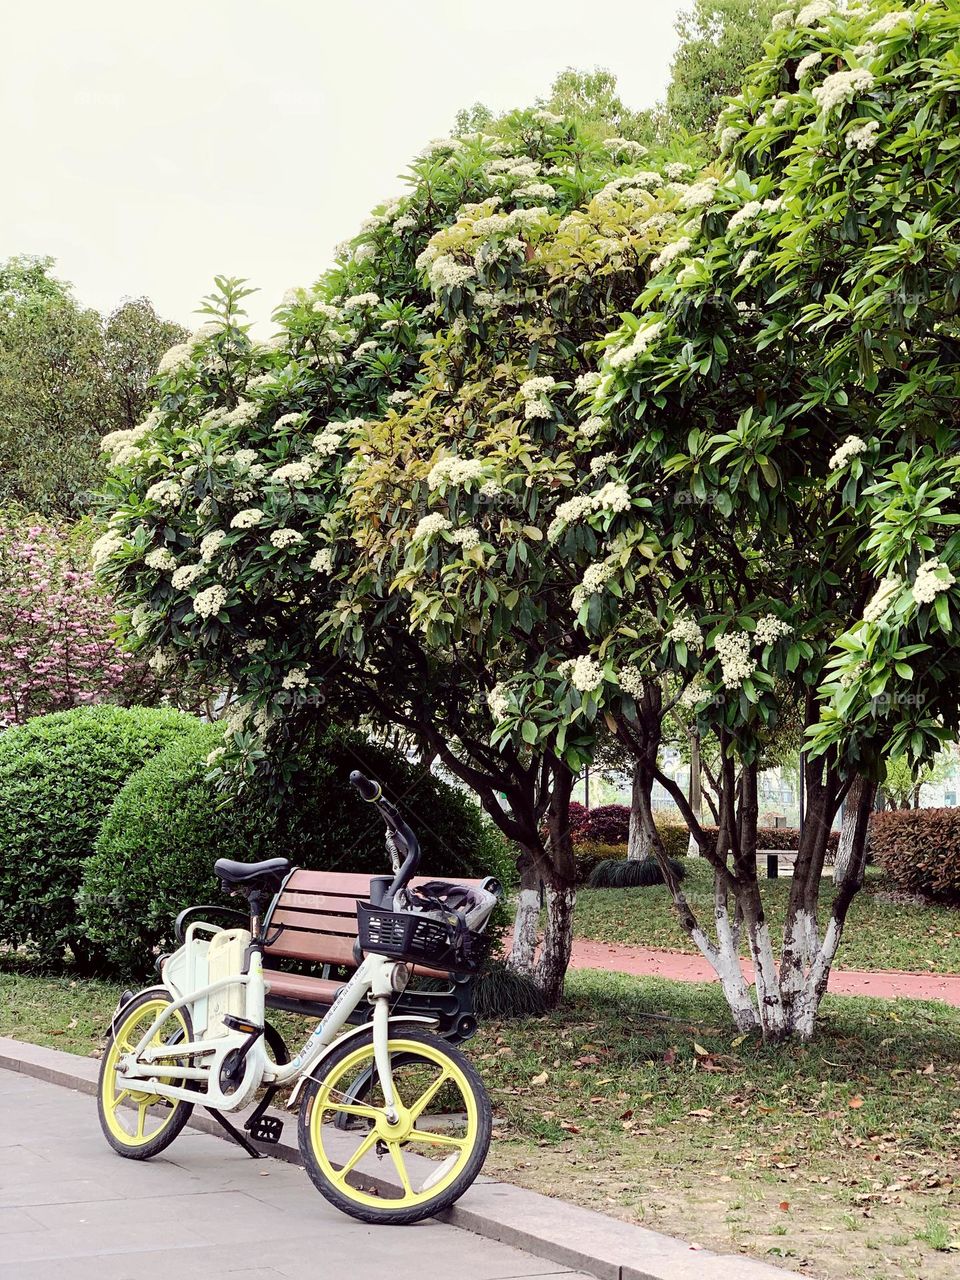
[[298, 1027, 491, 1224]]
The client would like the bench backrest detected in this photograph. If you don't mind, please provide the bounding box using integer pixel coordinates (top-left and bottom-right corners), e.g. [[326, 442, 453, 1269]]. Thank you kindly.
[[263, 868, 496, 968]]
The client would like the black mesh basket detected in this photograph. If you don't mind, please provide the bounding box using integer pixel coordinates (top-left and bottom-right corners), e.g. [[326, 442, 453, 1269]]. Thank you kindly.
[[356, 900, 488, 973]]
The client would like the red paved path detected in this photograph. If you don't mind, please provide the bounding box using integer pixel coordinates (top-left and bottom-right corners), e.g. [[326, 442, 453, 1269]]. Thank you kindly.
[[569, 938, 960, 1007]]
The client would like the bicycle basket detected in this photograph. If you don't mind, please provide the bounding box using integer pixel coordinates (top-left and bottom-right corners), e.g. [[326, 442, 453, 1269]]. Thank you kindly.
[[356, 900, 488, 973]]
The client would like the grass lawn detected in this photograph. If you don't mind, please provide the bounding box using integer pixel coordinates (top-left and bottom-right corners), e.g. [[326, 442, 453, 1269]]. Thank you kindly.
[[573, 862, 960, 974], [1, 966, 958, 1279]]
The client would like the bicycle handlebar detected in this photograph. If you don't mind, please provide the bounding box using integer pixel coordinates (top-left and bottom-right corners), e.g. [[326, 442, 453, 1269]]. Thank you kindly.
[[349, 770, 421, 907]]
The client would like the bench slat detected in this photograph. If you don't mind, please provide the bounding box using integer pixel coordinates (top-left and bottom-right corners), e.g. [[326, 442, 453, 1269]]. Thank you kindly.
[[269, 907, 359, 936]]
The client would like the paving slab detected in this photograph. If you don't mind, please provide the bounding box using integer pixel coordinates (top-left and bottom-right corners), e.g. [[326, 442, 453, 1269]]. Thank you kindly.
[[0, 1039, 807, 1280]]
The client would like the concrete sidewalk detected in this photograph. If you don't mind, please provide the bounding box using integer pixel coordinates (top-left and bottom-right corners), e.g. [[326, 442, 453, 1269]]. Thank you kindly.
[[0, 1068, 590, 1280], [0, 1040, 805, 1280]]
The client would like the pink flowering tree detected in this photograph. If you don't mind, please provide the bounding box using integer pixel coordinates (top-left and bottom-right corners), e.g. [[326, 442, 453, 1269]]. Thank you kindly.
[[0, 515, 159, 726]]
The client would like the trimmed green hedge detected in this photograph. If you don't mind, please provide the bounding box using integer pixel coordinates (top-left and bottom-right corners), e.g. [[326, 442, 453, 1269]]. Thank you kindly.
[[871, 808, 960, 903], [82, 722, 515, 979], [0, 705, 200, 970]]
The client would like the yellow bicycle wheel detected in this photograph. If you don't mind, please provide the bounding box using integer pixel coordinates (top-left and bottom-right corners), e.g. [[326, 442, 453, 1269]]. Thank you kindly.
[[298, 1027, 491, 1224], [98, 989, 195, 1159]]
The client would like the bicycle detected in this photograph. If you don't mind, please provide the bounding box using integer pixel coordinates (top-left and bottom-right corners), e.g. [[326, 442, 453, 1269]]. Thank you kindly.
[[97, 770, 498, 1224]]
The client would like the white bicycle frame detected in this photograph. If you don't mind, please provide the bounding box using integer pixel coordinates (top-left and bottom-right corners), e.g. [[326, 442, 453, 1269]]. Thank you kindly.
[[112, 919, 421, 1120]]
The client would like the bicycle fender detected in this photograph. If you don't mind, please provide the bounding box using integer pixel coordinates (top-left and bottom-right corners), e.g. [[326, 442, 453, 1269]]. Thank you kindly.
[[286, 1015, 439, 1108]]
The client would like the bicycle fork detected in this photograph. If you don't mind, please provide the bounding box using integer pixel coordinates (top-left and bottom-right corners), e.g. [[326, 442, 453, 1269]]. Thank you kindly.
[[371, 997, 399, 1123]]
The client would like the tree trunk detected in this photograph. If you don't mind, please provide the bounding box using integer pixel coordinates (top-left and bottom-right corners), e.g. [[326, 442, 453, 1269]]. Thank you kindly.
[[834, 773, 875, 884], [687, 732, 702, 857], [508, 852, 540, 977], [627, 761, 650, 860]]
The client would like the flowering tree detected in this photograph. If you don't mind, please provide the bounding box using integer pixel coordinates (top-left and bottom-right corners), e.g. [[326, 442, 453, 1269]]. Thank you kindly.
[[94, 110, 696, 1004], [549, 0, 960, 1039], [0, 514, 159, 726], [346, 120, 700, 996]]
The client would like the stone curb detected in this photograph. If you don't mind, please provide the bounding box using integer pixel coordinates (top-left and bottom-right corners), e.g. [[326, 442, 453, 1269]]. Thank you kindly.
[[0, 1034, 803, 1280]]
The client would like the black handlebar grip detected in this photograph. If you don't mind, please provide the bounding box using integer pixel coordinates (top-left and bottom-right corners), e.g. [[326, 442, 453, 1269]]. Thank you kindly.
[[349, 770, 382, 803]]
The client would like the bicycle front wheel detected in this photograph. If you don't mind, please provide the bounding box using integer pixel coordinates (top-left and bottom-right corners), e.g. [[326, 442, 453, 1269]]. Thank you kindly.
[[298, 1026, 491, 1224]]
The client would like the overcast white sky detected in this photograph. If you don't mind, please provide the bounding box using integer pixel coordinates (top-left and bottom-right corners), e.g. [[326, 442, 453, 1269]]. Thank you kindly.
[[2, 1, 687, 330]]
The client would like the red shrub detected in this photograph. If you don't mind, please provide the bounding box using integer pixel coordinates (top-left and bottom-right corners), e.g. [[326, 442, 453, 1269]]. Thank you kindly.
[[870, 808, 960, 902], [584, 804, 631, 845]]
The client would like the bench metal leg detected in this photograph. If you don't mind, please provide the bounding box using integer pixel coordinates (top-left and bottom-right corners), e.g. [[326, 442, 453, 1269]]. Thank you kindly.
[[767, 853, 778, 879]]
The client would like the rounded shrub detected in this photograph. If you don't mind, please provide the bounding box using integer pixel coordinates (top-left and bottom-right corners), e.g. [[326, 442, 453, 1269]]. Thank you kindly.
[[80, 724, 261, 978], [0, 704, 201, 970], [871, 808, 960, 903], [583, 804, 631, 845], [83, 722, 516, 980]]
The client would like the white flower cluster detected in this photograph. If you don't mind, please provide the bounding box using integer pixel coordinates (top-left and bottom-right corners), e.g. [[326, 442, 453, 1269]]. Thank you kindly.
[[157, 343, 193, 375], [608, 320, 662, 370], [232, 449, 258, 471], [412, 512, 452, 542], [590, 453, 617, 477], [343, 292, 379, 309], [514, 182, 556, 200], [679, 675, 711, 710], [679, 179, 719, 210], [871, 10, 910, 36], [451, 526, 481, 551], [812, 68, 875, 113], [428, 255, 476, 289], [574, 371, 601, 395], [755, 614, 793, 644], [200, 530, 227, 562], [172, 563, 202, 590], [668, 616, 704, 649], [846, 120, 880, 152], [388, 389, 412, 406], [580, 416, 606, 439], [795, 0, 834, 26], [245, 638, 267, 654], [91, 530, 124, 569], [271, 461, 314, 485], [145, 547, 176, 572], [592, 481, 631, 513], [519, 374, 557, 421], [913, 559, 956, 605], [427, 456, 485, 489], [572, 561, 616, 610], [145, 479, 181, 508], [796, 50, 823, 80], [313, 428, 344, 457], [603, 138, 648, 161], [557, 655, 605, 693], [618, 665, 645, 697], [715, 633, 757, 689], [728, 200, 762, 233], [828, 435, 868, 469], [771, 10, 794, 31], [282, 668, 310, 690], [230, 508, 264, 529], [863, 574, 902, 622], [310, 548, 333, 573], [719, 125, 740, 155], [737, 250, 760, 277], [548, 495, 594, 540], [487, 684, 511, 722], [665, 161, 689, 180], [650, 237, 692, 273], [270, 528, 303, 549], [274, 412, 307, 432], [194, 584, 228, 618]]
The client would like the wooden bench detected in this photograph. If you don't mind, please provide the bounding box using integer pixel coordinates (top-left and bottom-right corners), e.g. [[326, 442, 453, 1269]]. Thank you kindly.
[[260, 868, 501, 1043]]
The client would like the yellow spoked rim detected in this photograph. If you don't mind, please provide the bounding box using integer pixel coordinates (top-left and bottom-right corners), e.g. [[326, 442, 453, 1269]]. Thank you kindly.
[[307, 1038, 480, 1210], [101, 998, 190, 1149]]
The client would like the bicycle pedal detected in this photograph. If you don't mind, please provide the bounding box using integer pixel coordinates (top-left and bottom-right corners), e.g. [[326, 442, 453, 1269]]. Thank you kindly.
[[246, 1116, 283, 1144]]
